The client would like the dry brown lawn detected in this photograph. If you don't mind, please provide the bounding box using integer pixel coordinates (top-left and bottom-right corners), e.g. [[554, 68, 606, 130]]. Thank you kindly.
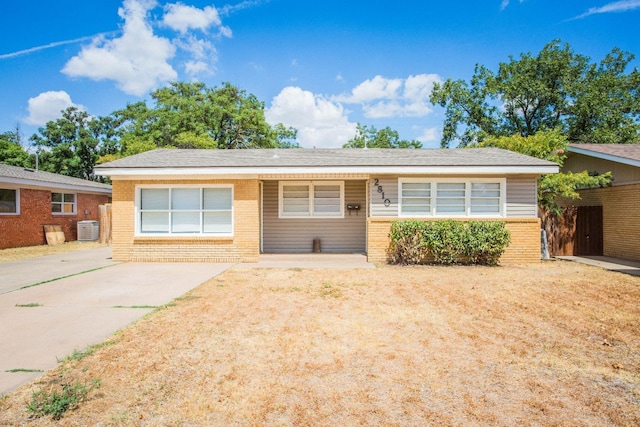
[[1, 260, 639, 426], [0, 242, 106, 263]]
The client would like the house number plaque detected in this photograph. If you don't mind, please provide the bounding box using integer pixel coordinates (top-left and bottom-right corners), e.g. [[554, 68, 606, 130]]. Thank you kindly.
[[373, 179, 391, 207]]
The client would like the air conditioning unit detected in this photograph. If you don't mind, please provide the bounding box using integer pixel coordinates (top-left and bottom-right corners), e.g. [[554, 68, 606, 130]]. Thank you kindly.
[[77, 220, 99, 241]]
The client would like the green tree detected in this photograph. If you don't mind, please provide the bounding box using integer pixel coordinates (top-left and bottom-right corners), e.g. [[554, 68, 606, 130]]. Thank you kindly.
[[431, 40, 640, 148], [0, 125, 32, 167], [29, 107, 101, 180], [110, 82, 297, 152], [474, 129, 611, 212], [343, 123, 422, 148]]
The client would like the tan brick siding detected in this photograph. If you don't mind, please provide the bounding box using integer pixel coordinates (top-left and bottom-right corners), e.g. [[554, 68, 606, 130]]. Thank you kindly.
[[111, 179, 260, 262], [366, 217, 541, 264], [0, 189, 109, 249], [560, 183, 640, 262]]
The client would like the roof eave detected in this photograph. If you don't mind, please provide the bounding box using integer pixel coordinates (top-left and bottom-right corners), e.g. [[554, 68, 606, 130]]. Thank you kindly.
[[0, 177, 112, 194], [567, 146, 640, 168], [96, 165, 559, 177]]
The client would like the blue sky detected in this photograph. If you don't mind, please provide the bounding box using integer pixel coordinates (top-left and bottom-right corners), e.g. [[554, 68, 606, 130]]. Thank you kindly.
[[1, 0, 639, 149]]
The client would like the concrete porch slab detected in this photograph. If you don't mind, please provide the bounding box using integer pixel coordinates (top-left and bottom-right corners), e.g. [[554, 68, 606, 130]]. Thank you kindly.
[[240, 253, 375, 269]]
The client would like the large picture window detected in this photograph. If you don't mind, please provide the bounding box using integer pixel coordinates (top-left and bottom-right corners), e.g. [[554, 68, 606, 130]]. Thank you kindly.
[[0, 189, 19, 214], [52, 192, 76, 214], [399, 179, 504, 217], [137, 186, 233, 236], [279, 181, 344, 218]]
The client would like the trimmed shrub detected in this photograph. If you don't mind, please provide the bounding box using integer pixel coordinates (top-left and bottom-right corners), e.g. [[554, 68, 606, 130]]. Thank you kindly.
[[387, 220, 511, 266], [422, 220, 466, 265], [463, 221, 511, 266], [388, 220, 429, 265]]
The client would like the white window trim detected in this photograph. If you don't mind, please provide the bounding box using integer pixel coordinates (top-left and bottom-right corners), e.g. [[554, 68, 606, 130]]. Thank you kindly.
[[398, 178, 506, 218], [51, 192, 77, 215], [0, 188, 20, 215], [278, 181, 345, 219], [135, 184, 234, 237]]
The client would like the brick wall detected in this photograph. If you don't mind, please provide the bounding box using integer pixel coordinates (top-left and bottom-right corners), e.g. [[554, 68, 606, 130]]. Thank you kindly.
[[0, 188, 110, 249], [560, 183, 640, 262], [367, 217, 542, 264], [111, 179, 260, 262]]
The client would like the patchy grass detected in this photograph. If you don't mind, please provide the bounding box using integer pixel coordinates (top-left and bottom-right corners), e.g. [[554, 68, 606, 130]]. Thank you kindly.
[[0, 242, 107, 263], [1, 261, 639, 426]]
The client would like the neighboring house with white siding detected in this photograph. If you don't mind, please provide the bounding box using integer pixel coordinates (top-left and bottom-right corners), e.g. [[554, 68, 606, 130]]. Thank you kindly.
[[95, 148, 557, 264]]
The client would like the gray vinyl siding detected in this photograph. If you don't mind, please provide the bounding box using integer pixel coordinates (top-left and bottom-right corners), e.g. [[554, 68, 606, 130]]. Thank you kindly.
[[369, 175, 538, 218], [370, 176, 399, 217], [262, 180, 366, 253], [506, 176, 538, 217]]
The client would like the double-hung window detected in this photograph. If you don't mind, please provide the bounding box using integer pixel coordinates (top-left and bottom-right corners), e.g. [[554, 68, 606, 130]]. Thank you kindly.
[[399, 179, 504, 217], [279, 181, 344, 218], [137, 186, 233, 236], [0, 188, 19, 215], [52, 192, 76, 214]]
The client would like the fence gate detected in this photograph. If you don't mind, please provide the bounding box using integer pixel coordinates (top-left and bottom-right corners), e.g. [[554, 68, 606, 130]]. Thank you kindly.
[[575, 206, 603, 256]]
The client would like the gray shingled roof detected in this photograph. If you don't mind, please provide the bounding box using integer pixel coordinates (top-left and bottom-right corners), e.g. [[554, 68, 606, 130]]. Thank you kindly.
[[0, 163, 112, 193], [95, 148, 556, 169], [568, 144, 640, 164]]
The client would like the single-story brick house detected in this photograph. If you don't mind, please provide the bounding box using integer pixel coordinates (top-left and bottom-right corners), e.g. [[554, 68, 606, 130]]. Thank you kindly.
[[558, 143, 640, 262], [0, 164, 112, 249], [94, 148, 558, 264]]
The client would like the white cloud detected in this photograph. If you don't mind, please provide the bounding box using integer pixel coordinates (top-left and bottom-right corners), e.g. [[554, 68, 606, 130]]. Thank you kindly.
[[337, 75, 403, 103], [573, 0, 640, 19], [175, 35, 214, 60], [162, 3, 221, 33], [62, 0, 177, 96], [265, 87, 357, 148], [416, 127, 439, 143], [500, 0, 524, 10], [24, 91, 84, 125], [335, 74, 442, 119], [184, 60, 210, 76]]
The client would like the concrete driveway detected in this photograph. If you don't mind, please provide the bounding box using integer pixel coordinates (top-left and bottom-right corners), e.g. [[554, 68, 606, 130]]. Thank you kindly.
[[0, 247, 231, 395]]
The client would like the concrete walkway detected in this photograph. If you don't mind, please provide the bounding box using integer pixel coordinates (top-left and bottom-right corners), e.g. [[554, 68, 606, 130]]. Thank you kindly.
[[0, 247, 231, 395], [0, 246, 117, 294], [555, 256, 640, 277]]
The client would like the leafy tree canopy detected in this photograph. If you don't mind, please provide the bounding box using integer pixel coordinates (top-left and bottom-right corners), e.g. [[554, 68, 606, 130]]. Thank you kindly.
[[29, 107, 103, 180], [0, 126, 32, 167], [431, 40, 640, 148], [110, 81, 298, 153], [343, 123, 422, 148], [20, 82, 298, 179]]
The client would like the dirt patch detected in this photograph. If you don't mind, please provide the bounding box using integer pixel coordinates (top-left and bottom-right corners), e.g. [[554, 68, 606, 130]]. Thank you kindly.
[[1, 261, 639, 426], [0, 242, 106, 263]]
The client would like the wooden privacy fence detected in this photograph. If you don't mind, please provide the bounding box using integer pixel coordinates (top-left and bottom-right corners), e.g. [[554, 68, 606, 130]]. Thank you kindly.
[[99, 203, 112, 244], [541, 206, 603, 257]]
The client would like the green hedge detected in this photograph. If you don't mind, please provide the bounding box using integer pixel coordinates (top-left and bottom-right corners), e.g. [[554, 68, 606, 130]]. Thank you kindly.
[[388, 220, 511, 266]]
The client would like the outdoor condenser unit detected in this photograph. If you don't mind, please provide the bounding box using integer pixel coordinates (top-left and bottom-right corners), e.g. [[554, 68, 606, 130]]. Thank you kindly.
[[77, 220, 99, 241]]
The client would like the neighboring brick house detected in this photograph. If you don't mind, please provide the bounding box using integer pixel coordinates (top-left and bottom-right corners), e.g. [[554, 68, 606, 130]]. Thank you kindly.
[[0, 164, 112, 249], [558, 144, 640, 262], [95, 148, 557, 264]]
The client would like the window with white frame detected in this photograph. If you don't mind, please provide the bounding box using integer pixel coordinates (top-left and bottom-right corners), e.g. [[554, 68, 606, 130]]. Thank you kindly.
[[279, 181, 344, 218], [52, 192, 76, 214], [0, 188, 19, 214], [137, 186, 233, 236], [399, 179, 504, 217]]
